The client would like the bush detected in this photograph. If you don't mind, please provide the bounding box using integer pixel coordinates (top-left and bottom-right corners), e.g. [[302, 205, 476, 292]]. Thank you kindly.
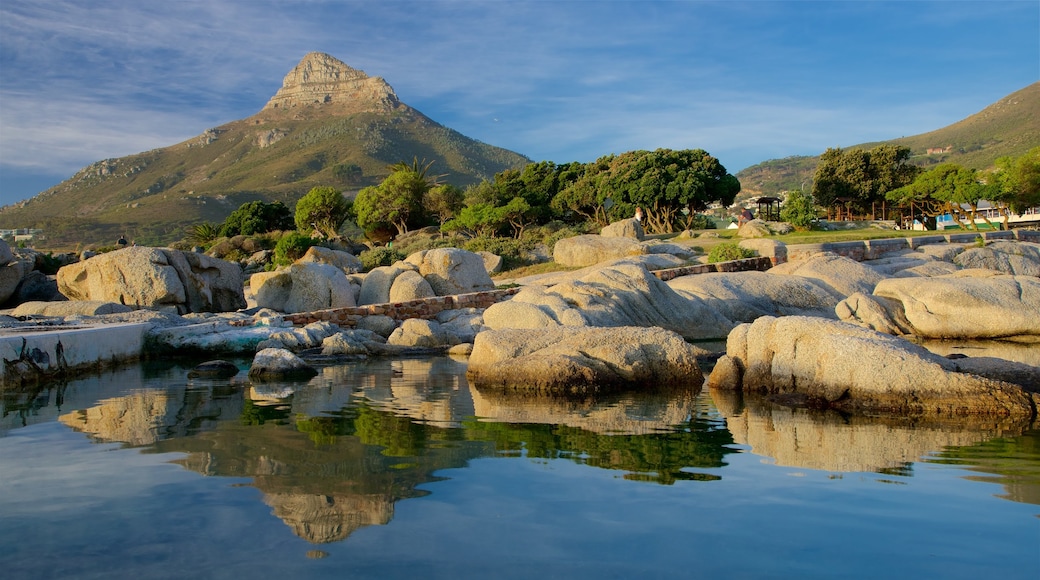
[[273, 232, 318, 265], [220, 201, 294, 237], [779, 190, 818, 229], [295, 186, 351, 239], [523, 221, 586, 253], [707, 243, 756, 264], [359, 246, 405, 271]]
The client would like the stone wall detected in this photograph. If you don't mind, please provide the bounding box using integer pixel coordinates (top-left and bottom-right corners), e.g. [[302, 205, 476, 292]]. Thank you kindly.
[[788, 229, 1039, 262]]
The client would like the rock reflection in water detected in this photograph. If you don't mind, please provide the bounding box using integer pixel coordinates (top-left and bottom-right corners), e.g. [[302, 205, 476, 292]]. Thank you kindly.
[[917, 338, 1040, 367], [469, 384, 699, 435], [712, 388, 1036, 475]]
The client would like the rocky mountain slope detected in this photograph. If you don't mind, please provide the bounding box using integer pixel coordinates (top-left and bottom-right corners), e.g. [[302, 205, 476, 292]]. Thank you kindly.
[[0, 52, 530, 249]]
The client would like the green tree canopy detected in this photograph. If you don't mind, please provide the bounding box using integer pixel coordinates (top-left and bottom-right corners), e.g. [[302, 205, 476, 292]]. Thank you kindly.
[[423, 183, 465, 227], [354, 169, 431, 237], [993, 146, 1040, 214], [779, 189, 818, 229], [887, 163, 996, 231], [294, 186, 351, 239], [551, 149, 740, 234], [219, 200, 294, 237], [813, 145, 919, 215]]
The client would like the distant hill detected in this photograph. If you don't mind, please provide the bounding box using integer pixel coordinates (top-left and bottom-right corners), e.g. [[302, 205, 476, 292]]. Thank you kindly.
[[0, 52, 530, 249], [735, 82, 1040, 201]]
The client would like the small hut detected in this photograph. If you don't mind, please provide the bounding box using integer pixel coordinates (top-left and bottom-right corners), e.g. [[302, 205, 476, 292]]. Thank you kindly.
[[755, 197, 782, 222]]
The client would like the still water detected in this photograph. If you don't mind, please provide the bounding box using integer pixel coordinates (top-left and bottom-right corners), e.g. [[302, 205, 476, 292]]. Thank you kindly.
[[1, 355, 1038, 579]]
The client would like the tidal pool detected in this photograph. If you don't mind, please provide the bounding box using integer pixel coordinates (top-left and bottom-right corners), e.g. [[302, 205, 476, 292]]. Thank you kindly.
[[1, 355, 1037, 579]]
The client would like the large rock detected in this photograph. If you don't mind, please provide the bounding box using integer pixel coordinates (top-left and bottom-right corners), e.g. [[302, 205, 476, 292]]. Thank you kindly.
[[11, 300, 132, 317], [296, 245, 363, 273], [834, 292, 913, 336], [0, 257, 32, 305], [483, 263, 734, 340], [386, 318, 448, 348], [863, 271, 1040, 339], [250, 271, 293, 311], [357, 264, 414, 305], [552, 235, 646, 268], [283, 262, 356, 313], [600, 217, 645, 240], [7, 271, 66, 305], [467, 326, 707, 396], [0, 239, 14, 265], [953, 240, 1040, 276], [57, 247, 246, 314], [388, 270, 436, 302], [736, 219, 772, 238], [248, 347, 318, 381], [668, 271, 843, 322], [320, 329, 387, 355], [769, 252, 884, 297], [413, 248, 495, 295], [707, 316, 1036, 417]]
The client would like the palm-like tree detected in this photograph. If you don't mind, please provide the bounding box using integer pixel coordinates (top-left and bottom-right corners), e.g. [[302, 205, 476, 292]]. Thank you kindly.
[[387, 157, 446, 186]]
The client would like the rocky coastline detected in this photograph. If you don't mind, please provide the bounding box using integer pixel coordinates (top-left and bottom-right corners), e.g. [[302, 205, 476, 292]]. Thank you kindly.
[[2, 223, 1039, 421]]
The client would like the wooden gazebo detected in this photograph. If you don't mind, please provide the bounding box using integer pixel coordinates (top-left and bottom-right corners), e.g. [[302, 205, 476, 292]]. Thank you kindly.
[[755, 197, 782, 222]]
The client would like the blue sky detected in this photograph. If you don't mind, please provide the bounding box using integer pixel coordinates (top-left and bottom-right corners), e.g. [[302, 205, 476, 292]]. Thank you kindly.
[[0, 1, 1037, 207]]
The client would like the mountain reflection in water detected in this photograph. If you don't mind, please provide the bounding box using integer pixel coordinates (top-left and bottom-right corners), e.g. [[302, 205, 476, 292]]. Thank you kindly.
[[2, 354, 1039, 552]]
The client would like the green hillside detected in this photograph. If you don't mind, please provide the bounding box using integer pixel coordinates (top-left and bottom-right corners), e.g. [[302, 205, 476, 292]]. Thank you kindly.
[[736, 81, 1040, 198], [0, 54, 530, 250]]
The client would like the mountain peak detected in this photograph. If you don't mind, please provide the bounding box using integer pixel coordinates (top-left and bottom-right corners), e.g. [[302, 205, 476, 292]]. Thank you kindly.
[[261, 52, 400, 114]]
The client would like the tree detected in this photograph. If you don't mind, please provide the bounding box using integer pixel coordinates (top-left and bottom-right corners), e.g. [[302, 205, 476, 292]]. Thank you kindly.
[[354, 169, 430, 237], [219, 200, 294, 237], [887, 163, 994, 232], [551, 149, 740, 234], [294, 186, 351, 239], [441, 203, 506, 238], [812, 145, 918, 218], [993, 147, 1040, 218], [423, 183, 465, 227], [779, 189, 817, 229]]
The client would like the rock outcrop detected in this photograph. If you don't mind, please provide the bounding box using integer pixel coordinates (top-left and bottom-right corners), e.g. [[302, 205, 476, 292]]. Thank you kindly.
[[57, 247, 246, 314], [668, 271, 843, 322], [483, 263, 734, 340], [707, 316, 1037, 418], [600, 217, 645, 240], [250, 262, 357, 313], [248, 347, 318, 380], [467, 325, 707, 396], [953, 240, 1040, 276], [552, 235, 646, 267], [837, 271, 1040, 339], [769, 252, 884, 297], [410, 248, 495, 296], [262, 52, 401, 114]]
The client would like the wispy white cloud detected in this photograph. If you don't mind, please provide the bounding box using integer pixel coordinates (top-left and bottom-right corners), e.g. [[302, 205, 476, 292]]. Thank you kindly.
[[0, 0, 1036, 206]]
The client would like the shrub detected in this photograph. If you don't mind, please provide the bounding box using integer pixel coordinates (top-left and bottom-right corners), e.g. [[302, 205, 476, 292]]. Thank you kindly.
[[295, 186, 351, 239], [220, 201, 294, 237], [523, 221, 586, 253], [707, 243, 756, 264], [273, 232, 318, 265], [779, 190, 818, 229], [359, 246, 405, 271]]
